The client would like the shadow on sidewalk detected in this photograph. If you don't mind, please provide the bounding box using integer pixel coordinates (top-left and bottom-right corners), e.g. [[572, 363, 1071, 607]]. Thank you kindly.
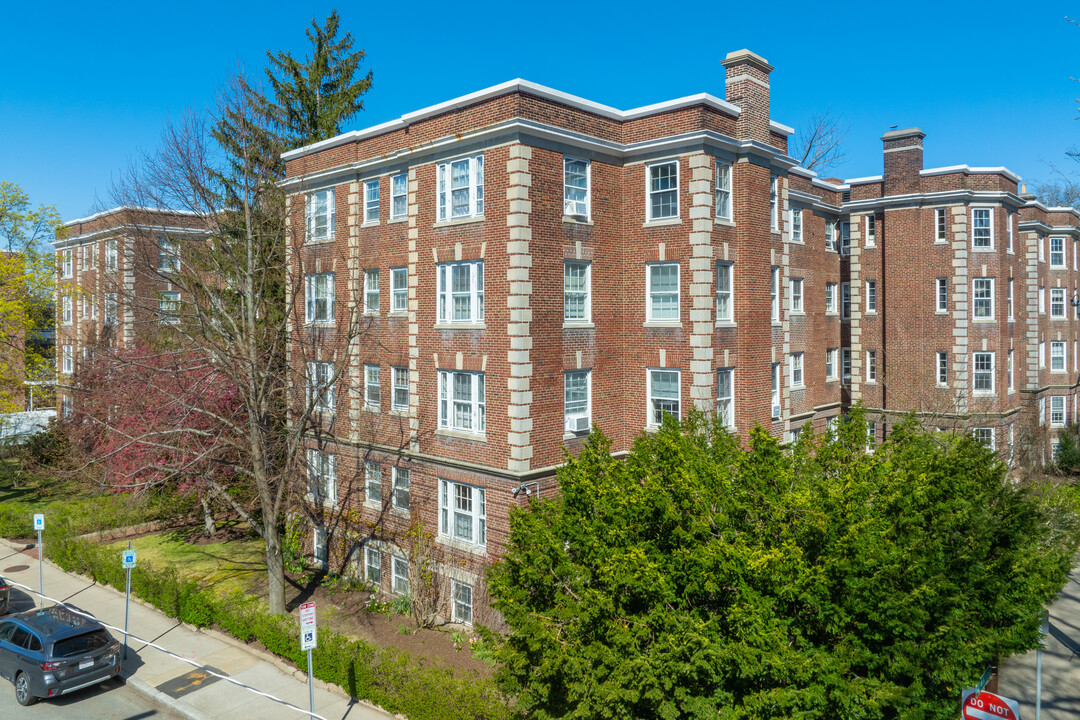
[[1049, 622, 1080, 661]]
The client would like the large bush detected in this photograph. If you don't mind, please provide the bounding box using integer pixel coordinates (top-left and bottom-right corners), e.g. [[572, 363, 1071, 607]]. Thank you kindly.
[[486, 412, 1080, 720]]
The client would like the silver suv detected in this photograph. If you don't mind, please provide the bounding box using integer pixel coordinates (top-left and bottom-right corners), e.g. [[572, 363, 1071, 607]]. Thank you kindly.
[[0, 606, 121, 706]]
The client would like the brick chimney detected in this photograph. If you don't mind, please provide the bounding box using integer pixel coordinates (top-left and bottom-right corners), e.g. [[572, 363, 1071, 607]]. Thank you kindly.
[[722, 49, 773, 145], [882, 128, 925, 196]]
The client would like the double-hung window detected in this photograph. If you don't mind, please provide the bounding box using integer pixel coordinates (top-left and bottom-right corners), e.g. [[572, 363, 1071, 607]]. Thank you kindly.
[[717, 368, 734, 429], [158, 239, 179, 272], [1008, 278, 1014, 320], [825, 282, 837, 313], [61, 295, 72, 324], [647, 263, 679, 322], [935, 207, 947, 242], [61, 249, 73, 278], [306, 189, 334, 242], [105, 240, 118, 271], [438, 370, 485, 434], [865, 215, 876, 246], [104, 293, 117, 325], [770, 267, 779, 322], [972, 278, 994, 319], [1051, 341, 1066, 372], [308, 361, 335, 412], [715, 162, 732, 221], [61, 344, 73, 375], [973, 428, 995, 449], [769, 175, 779, 232], [716, 262, 733, 322], [564, 370, 591, 433], [791, 208, 803, 242], [840, 221, 851, 255], [647, 161, 679, 221], [1051, 288, 1066, 318], [1007, 211, 1015, 252], [83, 243, 95, 269], [364, 269, 379, 313], [452, 580, 474, 624], [1040, 342, 1046, 368], [790, 278, 803, 313], [825, 220, 837, 251], [366, 461, 382, 504], [390, 267, 407, 313], [437, 261, 484, 324], [771, 363, 781, 417], [307, 449, 336, 505], [392, 367, 408, 410], [1008, 350, 1014, 391], [1051, 237, 1066, 268], [1039, 287, 1046, 314], [305, 273, 334, 323], [365, 365, 380, 409], [648, 368, 680, 426], [392, 467, 410, 511], [866, 350, 877, 382], [936, 278, 948, 312], [973, 352, 995, 394], [866, 280, 877, 313], [159, 291, 180, 324], [972, 208, 993, 249], [364, 179, 379, 223], [1039, 238, 1046, 263], [564, 157, 590, 218], [390, 173, 407, 220], [841, 282, 851, 320], [842, 348, 852, 384], [437, 155, 484, 221], [826, 349, 838, 380], [937, 351, 948, 386], [790, 353, 804, 387], [439, 479, 486, 547], [1051, 396, 1066, 426], [365, 547, 381, 584], [564, 262, 591, 322], [392, 556, 409, 595]]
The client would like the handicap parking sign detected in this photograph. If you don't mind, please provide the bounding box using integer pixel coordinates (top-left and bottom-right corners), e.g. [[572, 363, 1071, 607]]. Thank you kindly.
[[122, 549, 137, 569], [301, 629, 317, 651]]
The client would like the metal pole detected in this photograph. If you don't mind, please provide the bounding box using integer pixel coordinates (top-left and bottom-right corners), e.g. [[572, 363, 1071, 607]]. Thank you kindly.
[[36, 529, 43, 609], [123, 541, 132, 662], [1037, 609, 1049, 720], [307, 647, 314, 720]]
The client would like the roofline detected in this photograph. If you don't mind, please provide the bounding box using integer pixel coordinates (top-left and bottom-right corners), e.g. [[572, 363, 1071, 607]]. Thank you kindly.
[[1023, 199, 1080, 219], [53, 225, 207, 248], [920, 165, 1021, 183], [845, 175, 883, 184], [281, 79, 744, 161], [62, 206, 201, 229]]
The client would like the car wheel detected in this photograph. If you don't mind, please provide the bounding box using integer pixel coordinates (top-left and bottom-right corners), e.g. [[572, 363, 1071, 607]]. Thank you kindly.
[[15, 672, 37, 706]]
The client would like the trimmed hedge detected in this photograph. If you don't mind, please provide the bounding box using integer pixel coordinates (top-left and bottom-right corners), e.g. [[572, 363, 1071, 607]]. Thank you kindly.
[[47, 535, 511, 720]]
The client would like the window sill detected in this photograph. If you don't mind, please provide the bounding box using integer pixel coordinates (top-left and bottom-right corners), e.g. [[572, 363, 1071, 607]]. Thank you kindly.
[[361, 221, 380, 228], [389, 408, 409, 417], [715, 320, 737, 328], [826, 377, 839, 383], [972, 247, 996, 253], [363, 405, 380, 413], [643, 321, 682, 329], [433, 215, 485, 229], [435, 428, 487, 443], [390, 507, 410, 520], [789, 311, 805, 317], [305, 321, 336, 328], [434, 323, 486, 331], [363, 311, 380, 317], [972, 392, 997, 398], [388, 311, 408, 318], [563, 216, 593, 225], [865, 380, 877, 385], [304, 493, 337, 509], [714, 217, 735, 227], [972, 318, 996, 324], [563, 321, 595, 330], [935, 310, 948, 316], [387, 217, 408, 225], [435, 535, 487, 557], [1050, 265, 1067, 270], [363, 499, 383, 512], [305, 236, 336, 246], [789, 240, 805, 245], [643, 218, 681, 228], [562, 430, 591, 441], [865, 311, 877, 316]]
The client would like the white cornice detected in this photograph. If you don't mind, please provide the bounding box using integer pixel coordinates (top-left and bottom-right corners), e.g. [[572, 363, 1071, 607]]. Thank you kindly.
[[770, 120, 795, 137], [920, 165, 1021, 183], [846, 190, 1021, 213], [845, 175, 883, 184], [53, 225, 207, 248], [62, 206, 201, 229]]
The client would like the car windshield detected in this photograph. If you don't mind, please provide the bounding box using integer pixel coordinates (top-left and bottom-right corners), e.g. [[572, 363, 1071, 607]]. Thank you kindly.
[[52, 630, 112, 657]]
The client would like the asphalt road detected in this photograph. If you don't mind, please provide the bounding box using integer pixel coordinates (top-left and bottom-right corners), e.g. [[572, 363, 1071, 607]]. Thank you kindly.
[[0, 675, 183, 720]]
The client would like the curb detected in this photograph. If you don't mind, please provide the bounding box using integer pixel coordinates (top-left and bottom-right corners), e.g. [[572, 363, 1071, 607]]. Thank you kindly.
[[126, 676, 216, 720]]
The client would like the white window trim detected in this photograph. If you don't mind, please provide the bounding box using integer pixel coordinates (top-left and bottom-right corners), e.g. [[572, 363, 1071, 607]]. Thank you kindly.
[[646, 160, 680, 223], [790, 207, 803, 243], [307, 449, 336, 506], [647, 368, 681, 427], [865, 280, 876, 313], [936, 278, 948, 313], [363, 178, 380, 225], [1050, 236, 1067, 268], [390, 267, 407, 314], [436, 261, 484, 325], [365, 364, 381, 409], [865, 215, 876, 247], [935, 207, 947, 243], [825, 220, 837, 252], [769, 175, 779, 232], [646, 262, 680, 323], [61, 344, 73, 375], [825, 282, 837, 314], [451, 579, 474, 625], [1051, 288, 1066, 319], [436, 154, 484, 222], [392, 466, 410, 512], [159, 291, 181, 324], [936, 351, 948, 387], [771, 267, 780, 323], [771, 363, 781, 417], [305, 273, 335, 324], [841, 282, 851, 321], [789, 353, 804, 388], [973, 428, 995, 451], [439, 479, 486, 548], [392, 556, 410, 595], [1051, 396, 1066, 427], [307, 361, 335, 413], [826, 348, 838, 381], [391, 366, 409, 411], [790, 278, 803, 314], [563, 156, 591, 220], [563, 261, 592, 324], [972, 207, 994, 250], [364, 269, 380, 314], [306, 188, 335, 243], [972, 277, 994, 321], [61, 249, 73, 278], [1051, 342, 1067, 372], [715, 262, 734, 323], [364, 546, 380, 584], [564, 370, 592, 434], [973, 352, 996, 395], [365, 461, 382, 506], [842, 348, 852, 384], [866, 350, 877, 383], [716, 367, 734, 430], [438, 370, 486, 435], [390, 172, 408, 220], [715, 161, 733, 222]]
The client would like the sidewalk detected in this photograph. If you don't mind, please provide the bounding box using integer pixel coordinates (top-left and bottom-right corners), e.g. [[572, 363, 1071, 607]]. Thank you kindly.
[[998, 560, 1080, 719], [0, 537, 396, 720]]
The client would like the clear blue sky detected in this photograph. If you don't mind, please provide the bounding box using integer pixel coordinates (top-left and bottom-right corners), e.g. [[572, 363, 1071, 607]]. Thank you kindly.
[[2, 0, 1077, 222]]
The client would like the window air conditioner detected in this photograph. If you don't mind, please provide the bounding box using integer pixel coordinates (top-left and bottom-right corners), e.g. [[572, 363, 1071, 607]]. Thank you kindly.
[[566, 415, 590, 433]]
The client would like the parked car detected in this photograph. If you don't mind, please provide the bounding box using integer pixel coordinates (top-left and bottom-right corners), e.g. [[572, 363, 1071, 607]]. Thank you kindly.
[[0, 577, 8, 615], [0, 605, 120, 706]]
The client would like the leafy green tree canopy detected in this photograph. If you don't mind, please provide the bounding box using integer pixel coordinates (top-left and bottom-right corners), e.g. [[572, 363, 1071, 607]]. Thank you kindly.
[[486, 413, 1080, 720]]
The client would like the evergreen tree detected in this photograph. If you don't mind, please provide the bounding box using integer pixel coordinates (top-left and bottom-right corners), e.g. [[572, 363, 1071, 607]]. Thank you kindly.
[[1055, 423, 1080, 475]]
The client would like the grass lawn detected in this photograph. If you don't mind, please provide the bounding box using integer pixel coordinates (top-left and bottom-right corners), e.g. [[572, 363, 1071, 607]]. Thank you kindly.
[[0, 458, 82, 512], [104, 525, 266, 596]]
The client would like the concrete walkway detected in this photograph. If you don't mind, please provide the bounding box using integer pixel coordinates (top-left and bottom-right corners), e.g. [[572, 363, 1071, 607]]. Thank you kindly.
[[998, 561, 1080, 719], [0, 537, 395, 720]]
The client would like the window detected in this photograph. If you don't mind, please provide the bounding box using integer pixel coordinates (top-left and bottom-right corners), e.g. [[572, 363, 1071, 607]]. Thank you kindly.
[[61, 344, 72, 375], [437, 155, 484, 221], [972, 208, 992, 248], [791, 208, 803, 242], [1008, 278, 1014, 320], [866, 350, 877, 382], [717, 368, 734, 429], [974, 427, 995, 449], [841, 282, 851, 320], [439, 479, 486, 546], [769, 175, 779, 231], [865, 215, 876, 246], [790, 353, 804, 387], [452, 580, 473, 624], [973, 278, 994, 319], [715, 162, 732, 221], [973, 352, 995, 394], [790, 278, 803, 313], [935, 207, 947, 242], [1007, 211, 1014, 252], [564, 157, 590, 218], [61, 395, 72, 418], [1040, 397, 1046, 425], [826, 348, 838, 380], [715, 263, 733, 322], [937, 351, 948, 386], [840, 221, 851, 255], [364, 269, 380, 313], [825, 282, 837, 313], [392, 556, 409, 595], [366, 461, 382, 505], [437, 261, 484, 324], [392, 467, 410, 511], [1051, 396, 1066, 426], [390, 172, 407, 220], [308, 361, 335, 412], [1051, 237, 1066, 267], [932, 277, 947, 313], [307, 449, 336, 504], [62, 295, 72, 324], [647, 263, 679, 322], [1039, 237, 1045, 263], [314, 527, 328, 566], [1051, 341, 1066, 372], [564, 262, 591, 322], [159, 291, 180, 324], [83, 243, 95, 270], [438, 370, 485, 434], [1040, 342, 1046, 368], [391, 267, 407, 313], [1052, 288, 1066, 318], [105, 240, 118, 271], [364, 178, 379, 223], [771, 363, 781, 417], [1008, 349, 1014, 391], [305, 273, 334, 323], [824, 220, 838, 251], [842, 348, 852, 384], [392, 367, 408, 410], [158, 238, 179, 272], [564, 370, 591, 433], [365, 365, 380, 409], [306, 189, 334, 242], [866, 280, 877, 313], [771, 267, 780, 322], [866, 422, 876, 452], [365, 547, 381, 585], [105, 293, 117, 325], [648, 369, 681, 425], [647, 161, 679, 221], [61, 249, 73, 278], [1039, 287, 1045, 314]]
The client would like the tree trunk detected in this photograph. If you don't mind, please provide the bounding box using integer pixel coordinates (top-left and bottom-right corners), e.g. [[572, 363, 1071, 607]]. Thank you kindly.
[[200, 493, 216, 536], [264, 515, 286, 615]]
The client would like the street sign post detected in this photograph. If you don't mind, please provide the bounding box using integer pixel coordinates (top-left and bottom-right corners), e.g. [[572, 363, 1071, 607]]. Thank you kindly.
[[32, 514, 44, 608], [1037, 609, 1049, 720], [299, 601, 317, 720], [961, 689, 1021, 720], [122, 545, 137, 660]]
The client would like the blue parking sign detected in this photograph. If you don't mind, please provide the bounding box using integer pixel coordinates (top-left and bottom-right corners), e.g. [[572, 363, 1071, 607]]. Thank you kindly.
[[122, 549, 137, 569]]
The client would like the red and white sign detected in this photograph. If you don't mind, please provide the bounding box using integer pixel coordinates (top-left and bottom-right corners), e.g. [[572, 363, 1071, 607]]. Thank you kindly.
[[299, 601, 316, 630], [962, 690, 1020, 720], [299, 601, 317, 651]]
